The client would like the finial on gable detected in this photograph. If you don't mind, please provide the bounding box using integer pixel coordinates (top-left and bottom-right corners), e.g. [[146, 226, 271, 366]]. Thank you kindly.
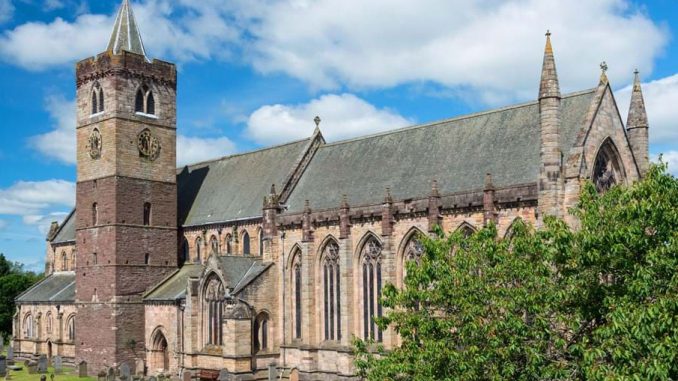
[[599, 61, 609, 85]]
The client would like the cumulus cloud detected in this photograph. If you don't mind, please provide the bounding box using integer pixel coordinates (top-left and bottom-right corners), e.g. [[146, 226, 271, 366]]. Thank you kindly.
[[23, 211, 69, 236], [0, 179, 75, 216], [246, 93, 413, 145], [177, 135, 236, 166], [616, 73, 678, 147], [0, 0, 667, 101], [30, 95, 76, 165], [0, 0, 13, 24]]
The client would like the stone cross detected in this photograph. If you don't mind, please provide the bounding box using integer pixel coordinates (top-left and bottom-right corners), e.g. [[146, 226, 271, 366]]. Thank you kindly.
[[53, 356, 63, 374], [217, 369, 231, 381], [38, 355, 48, 373], [119, 363, 130, 380], [78, 361, 88, 378], [0, 355, 7, 377]]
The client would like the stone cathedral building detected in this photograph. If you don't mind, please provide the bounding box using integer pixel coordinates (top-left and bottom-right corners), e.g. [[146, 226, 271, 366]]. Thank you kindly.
[[13, 1, 651, 380]]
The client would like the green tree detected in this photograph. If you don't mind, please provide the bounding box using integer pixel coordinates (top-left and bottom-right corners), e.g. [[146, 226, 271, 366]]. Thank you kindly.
[[0, 254, 42, 339], [354, 163, 678, 380]]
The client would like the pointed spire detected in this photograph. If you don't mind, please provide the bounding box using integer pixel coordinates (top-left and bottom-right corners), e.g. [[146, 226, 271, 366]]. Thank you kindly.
[[539, 30, 561, 99], [627, 69, 649, 129], [107, 0, 147, 58]]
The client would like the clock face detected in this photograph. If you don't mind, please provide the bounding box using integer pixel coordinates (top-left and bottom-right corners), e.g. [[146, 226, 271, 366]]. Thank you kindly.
[[137, 129, 161, 161], [88, 128, 102, 160]]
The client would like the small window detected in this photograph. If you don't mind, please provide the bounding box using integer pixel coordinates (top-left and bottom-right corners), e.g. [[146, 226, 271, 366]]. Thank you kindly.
[[258, 229, 264, 256], [242, 231, 250, 256], [67, 316, 75, 342], [195, 237, 202, 263], [210, 235, 219, 255], [62, 251, 68, 271], [92, 203, 98, 226], [147, 92, 155, 115], [135, 89, 144, 112], [145, 253, 150, 265], [93, 253, 97, 265], [143, 202, 152, 226], [180, 239, 188, 264], [135, 85, 156, 116], [91, 90, 98, 115], [224, 234, 232, 254]]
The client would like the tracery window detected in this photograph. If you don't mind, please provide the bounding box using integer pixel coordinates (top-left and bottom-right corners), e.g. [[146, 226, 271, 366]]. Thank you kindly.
[[204, 275, 224, 346], [322, 240, 341, 341], [290, 249, 302, 339], [361, 236, 383, 342], [209, 235, 219, 256], [91, 83, 104, 115], [195, 237, 202, 263], [242, 231, 251, 256], [135, 85, 155, 115], [593, 139, 625, 193], [67, 315, 75, 342], [402, 235, 424, 280]]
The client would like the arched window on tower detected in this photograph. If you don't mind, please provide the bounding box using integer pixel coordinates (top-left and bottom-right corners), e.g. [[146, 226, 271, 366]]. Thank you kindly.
[[361, 236, 383, 342], [593, 138, 625, 193], [210, 235, 219, 256], [92, 202, 98, 226], [204, 275, 224, 346], [242, 231, 251, 256], [143, 202, 152, 226], [322, 240, 341, 341], [135, 85, 156, 116], [195, 237, 202, 263], [290, 248, 302, 339], [91, 83, 104, 115]]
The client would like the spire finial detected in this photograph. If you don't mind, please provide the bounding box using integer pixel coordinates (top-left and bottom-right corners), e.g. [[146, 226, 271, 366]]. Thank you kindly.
[[107, 0, 148, 58], [539, 30, 560, 99], [599, 61, 609, 84], [314, 116, 321, 128]]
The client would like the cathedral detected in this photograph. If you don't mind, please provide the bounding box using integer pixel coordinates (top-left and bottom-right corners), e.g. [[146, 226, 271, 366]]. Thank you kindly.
[[12, 1, 651, 380]]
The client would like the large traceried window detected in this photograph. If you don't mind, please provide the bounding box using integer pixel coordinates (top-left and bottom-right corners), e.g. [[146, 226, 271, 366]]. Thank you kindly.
[[290, 248, 302, 339], [593, 138, 625, 193], [204, 275, 224, 346], [361, 236, 383, 342], [403, 235, 424, 279], [322, 240, 341, 341], [91, 82, 104, 115]]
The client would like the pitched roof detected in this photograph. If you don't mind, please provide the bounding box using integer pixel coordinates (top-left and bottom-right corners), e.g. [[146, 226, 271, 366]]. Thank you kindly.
[[52, 209, 75, 244], [177, 138, 312, 226], [107, 0, 147, 58], [16, 272, 75, 304], [284, 89, 595, 213], [144, 264, 204, 301]]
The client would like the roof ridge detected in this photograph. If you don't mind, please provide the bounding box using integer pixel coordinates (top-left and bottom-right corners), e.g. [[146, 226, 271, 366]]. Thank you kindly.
[[177, 137, 312, 171], [321, 88, 596, 148]]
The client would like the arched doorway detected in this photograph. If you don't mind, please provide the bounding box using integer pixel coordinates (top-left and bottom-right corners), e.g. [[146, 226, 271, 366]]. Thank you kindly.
[[47, 340, 52, 359], [150, 330, 169, 373]]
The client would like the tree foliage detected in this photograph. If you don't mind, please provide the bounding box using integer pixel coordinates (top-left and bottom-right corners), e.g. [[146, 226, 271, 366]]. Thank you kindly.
[[354, 163, 678, 380], [0, 253, 42, 339]]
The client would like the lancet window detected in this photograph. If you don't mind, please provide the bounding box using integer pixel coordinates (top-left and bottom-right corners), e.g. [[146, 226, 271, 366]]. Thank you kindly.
[[361, 236, 383, 342], [322, 240, 341, 341]]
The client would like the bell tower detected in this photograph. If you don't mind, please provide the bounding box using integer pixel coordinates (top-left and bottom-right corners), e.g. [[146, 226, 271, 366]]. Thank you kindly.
[[74, 0, 177, 372]]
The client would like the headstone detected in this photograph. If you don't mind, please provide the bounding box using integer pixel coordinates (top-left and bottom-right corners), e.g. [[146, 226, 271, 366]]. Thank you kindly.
[[119, 364, 130, 380], [40, 375, 46, 381], [289, 368, 299, 381], [182, 370, 191, 381], [50, 373, 55, 381], [6, 347, 13, 361], [147, 376, 157, 381], [78, 361, 88, 378], [0, 336, 4, 354], [0, 356, 7, 377], [267, 363, 277, 381], [135, 360, 145, 376], [28, 365, 37, 374], [38, 355, 48, 374], [107, 367, 115, 381], [217, 369, 230, 381], [53, 356, 62, 374]]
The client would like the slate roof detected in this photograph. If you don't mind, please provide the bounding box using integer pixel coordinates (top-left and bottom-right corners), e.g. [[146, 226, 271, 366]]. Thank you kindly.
[[177, 138, 312, 226], [284, 89, 596, 213], [107, 0, 147, 58], [16, 272, 75, 304], [216, 256, 272, 294], [52, 210, 76, 244], [144, 264, 204, 301]]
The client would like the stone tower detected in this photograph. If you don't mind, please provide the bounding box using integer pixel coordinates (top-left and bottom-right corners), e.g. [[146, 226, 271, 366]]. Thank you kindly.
[[74, 0, 177, 372], [538, 31, 562, 219], [626, 70, 650, 177]]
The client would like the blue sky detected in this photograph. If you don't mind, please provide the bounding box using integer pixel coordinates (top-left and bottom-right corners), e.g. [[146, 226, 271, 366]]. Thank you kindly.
[[0, 0, 676, 271]]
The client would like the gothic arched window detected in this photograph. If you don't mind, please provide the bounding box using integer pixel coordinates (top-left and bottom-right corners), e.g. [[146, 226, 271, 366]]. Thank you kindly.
[[92, 202, 98, 226], [135, 85, 156, 115], [204, 275, 224, 346], [195, 237, 202, 263], [91, 83, 104, 115], [24, 314, 33, 338], [258, 229, 264, 256], [361, 236, 383, 342], [143, 202, 152, 226], [180, 239, 188, 264], [290, 248, 302, 339], [46, 312, 52, 334], [457, 222, 476, 238], [61, 251, 68, 271], [254, 312, 269, 353], [67, 315, 75, 342], [209, 235, 219, 256], [224, 234, 232, 254], [593, 138, 625, 193], [242, 231, 251, 256], [322, 240, 341, 341], [403, 235, 424, 278]]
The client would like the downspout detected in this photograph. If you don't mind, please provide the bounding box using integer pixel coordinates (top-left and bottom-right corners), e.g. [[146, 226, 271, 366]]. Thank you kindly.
[[280, 230, 286, 370]]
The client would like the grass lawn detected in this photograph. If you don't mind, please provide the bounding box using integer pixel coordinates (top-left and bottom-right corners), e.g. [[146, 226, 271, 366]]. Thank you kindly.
[[2, 349, 96, 381]]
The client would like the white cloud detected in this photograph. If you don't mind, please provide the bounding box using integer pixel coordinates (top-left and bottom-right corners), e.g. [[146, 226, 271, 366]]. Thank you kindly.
[[616, 73, 678, 147], [0, 179, 75, 216], [30, 95, 76, 165], [23, 212, 69, 236], [44, 0, 65, 11], [177, 135, 236, 167], [0, 0, 667, 101], [0, 0, 13, 24], [246, 93, 413, 145]]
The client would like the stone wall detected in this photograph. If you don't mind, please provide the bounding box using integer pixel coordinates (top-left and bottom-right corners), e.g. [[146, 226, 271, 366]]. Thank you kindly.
[[15, 303, 77, 363]]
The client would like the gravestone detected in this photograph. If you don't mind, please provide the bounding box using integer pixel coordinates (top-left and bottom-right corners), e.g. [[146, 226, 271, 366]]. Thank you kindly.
[[40, 375, 46, 381], [217, 369, 230, 381], [107, 367, 115, 381], [182, 370, 191, 381], [0, 336, 4, 354], [53, 356, 62, 374], [267, 363, 277, 381], [135, 359, 145, 376], [38, 355, 48, 373], [78, 361, 88, 378], [51, 373, 55, 381], [0, 355, 7, 377], [27, 364, 37, 374], [148, 376, 157, 381], [119, 363, 130, 380], [6, 346, 13, 361]]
